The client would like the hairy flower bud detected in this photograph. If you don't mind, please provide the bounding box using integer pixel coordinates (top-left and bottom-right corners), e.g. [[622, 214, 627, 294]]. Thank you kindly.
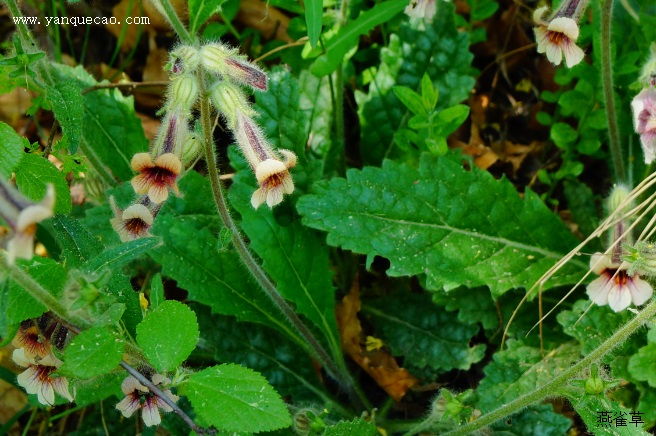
[[606, 184, 632, 216], [210, 80, 256, 129], [639, 43, 656, 87], [199, 43, 267, 91], [167, 73, 199, 114], [181, 132, 203, 165], [170, 45, 200, 74]]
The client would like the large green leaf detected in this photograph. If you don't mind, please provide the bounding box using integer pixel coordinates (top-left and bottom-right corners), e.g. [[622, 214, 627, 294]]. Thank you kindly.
[[305, 0, 323, 48], [45, 80, 83, 152], [475, 340, 580, 412], [14, 154, 72, 214], [297, 153, 585, 297], [187, 364, 292, 432], [59, 326, 125, 379], [565, 393, 649, 435], [0, 121, 26, 177], [362, 293, 485, 372], [310, 0, 407, 77], [355, 1, 475, 164], [490, 404, 572, 435], [148, 172, 303, 346], [136, 300, 199, 372], [298, 70, 334, 158]]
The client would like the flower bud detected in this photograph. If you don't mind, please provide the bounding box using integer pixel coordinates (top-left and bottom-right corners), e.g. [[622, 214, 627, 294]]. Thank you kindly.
[[606, 184, 632, 216], [639, 43, 656, 87], [210, 80, 256, 129], [170, 45, 200, 74], [622, 241, 656, 277], [181, 132, 203, 165], [200, 43, 267, 91], [167, 73, 199, 114]]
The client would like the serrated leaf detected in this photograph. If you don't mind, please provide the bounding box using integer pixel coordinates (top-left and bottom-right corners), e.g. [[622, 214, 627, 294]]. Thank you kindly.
[[310, 0, 407, 77], [59, 326, 124, 379], [323, 418, 379, 435], [628, 344, 656, 387], [187, 363, 292, 432], [299, 70, 334, 158], [362, 293, 485, 372], [297, 153, 585, 296], [45, 80, 83, 152], [563, 180, 600, 242], [148, 172, 302, 345], [74, 372, 124, 407], [229, 177, 341, 362], [51, 64, 148, 183], [14, 154, 71, 214], [136, 300, 199, 372], [50, 214, 103, 267], [566, 393, 649, 435], [356, 2, 474, 164], [83, 237, 160, 275], [305, 0, 323, 48], [476, 341, 580, 412], [490, 404, 572, 435], [0, 121, 26, 176], [189, 0, 225, 34], [6, 258, 66, 325]]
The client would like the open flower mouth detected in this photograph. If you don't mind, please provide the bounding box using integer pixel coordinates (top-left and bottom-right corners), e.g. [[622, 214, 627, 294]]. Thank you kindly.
[[131, 153, 182, 204], [587, 253, 654, 312]]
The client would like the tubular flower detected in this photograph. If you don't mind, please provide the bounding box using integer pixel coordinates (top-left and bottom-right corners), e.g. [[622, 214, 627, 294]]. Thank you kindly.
[[110, 198, 158, 241], [12, 320, 49, 359], [404, 0, 437, 20], [12, 348, 74, 406], [130, 153, 182, 204], [116, 374, 179, 427], [586, 253, 653, 312], [199, 43, 267, 91], [631, 87, 656, 164], [234, 112, 297, 208], [0, 180, 55, 264], [533, 0, 590, 68]]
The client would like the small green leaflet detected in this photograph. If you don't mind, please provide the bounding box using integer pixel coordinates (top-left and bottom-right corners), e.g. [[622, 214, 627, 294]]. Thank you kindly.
[[297, 153, 586, 296], [14, 154, 72, 214], [136, 300, 199, 372], [59, 326, 125, 379], [189, 0, 226, 34], [0, 121, 26, 177], [187, 363, 292, 432]]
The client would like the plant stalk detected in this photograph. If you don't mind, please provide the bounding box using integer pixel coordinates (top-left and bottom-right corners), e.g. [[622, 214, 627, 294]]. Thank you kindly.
[[441, 298, 656, 435], [157, 0, 194, 44], [601, 0, 626, 184]]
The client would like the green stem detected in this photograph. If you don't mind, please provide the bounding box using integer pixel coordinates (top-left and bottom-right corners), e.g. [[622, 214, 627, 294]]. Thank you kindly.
[[197, 73, 366, 408], [601, 0, 626, 184], [157, 0, 194, 44], [441, 298, 656, 435]]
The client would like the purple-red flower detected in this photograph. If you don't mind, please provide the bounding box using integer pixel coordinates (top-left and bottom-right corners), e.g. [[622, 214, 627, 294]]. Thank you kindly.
[[116, 374, 179, 427], [631, 87, 656, 164], [130, 153, 181, 204]]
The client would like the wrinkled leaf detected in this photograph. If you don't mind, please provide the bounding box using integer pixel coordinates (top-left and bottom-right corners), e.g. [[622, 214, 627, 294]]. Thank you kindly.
[[0, 121, 26, 177], [14, 154, 71, 214], [59, 326, 124, 379]]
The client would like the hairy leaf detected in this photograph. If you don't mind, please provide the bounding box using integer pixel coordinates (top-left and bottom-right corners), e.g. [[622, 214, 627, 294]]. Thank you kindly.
[[475, 340, 580, 413], [628, 344, 656, 387], [297, 153, 585, 296], [187, 364, 292, 432], [189, 0, 225, 34], [14, 154, 71, 214], [59, 326, 124, 379], [362, 293, 485, 372], [45, 80, 83, 152], [137, 300, 199, 372], [323, 418, 379, 435], [0, 121, 26, 177], [83, 237, 160, 275], [566, 393, 649, 435], [356, 2, 475, 164], [490, 404, 572, 435]]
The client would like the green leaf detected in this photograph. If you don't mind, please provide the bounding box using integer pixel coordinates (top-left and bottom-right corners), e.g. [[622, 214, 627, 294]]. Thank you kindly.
[[297, 153, 585, 296], [229, 175, 341, 361], [136, 300, 199, 372], [74, 372, 124, 407], [51, 64, 148, 183], [323, 418, 379, 435], [421, 73, 438, 110], [475, 340, 580, 412], [187, 364, 292, 432], [50, 214, 103, 268], [59, 326, 125, 379], [0, 121, 26, 176], [150, 273, 165, 309], [393, 86, 427, 116], [566, 394, 649, 435], [490, 404, 572, 435], [550, 122, 579, 149], [148, 172, 301, 344], [189, 0, 226, 34], [305, 0, 323, 48], [628, 344, 656, 387], [6, 258, 66, 325], [470, 0, 499, 21], [356, 2, 474, 164], [83, 237, 160, 275], [299, 70, 334, 158], [563, 180, 600, 241], [310, 0, 407, 77], [45, 80, 83, 152], [14, 154, 72, 214], [436, 104, 470, 134], [362, 293, 485, 372]]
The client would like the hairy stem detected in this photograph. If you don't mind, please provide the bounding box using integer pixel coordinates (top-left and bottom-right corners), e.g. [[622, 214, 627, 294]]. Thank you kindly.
[[197, 73, 366, 408], [601, 0, 626, 183], [156, 0, 194, 44], [442, 298, 656, 435]]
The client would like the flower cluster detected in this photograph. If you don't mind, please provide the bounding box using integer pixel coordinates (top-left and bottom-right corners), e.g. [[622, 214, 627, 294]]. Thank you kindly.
[[631, 45, 656, 164], [116, 373, 179, 426], [0, 179, 55, 264], [11, 318, 75, 406], [113, 42, 296, 240], [533, 0, 590, 68], [586, 186, 654, 312]]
